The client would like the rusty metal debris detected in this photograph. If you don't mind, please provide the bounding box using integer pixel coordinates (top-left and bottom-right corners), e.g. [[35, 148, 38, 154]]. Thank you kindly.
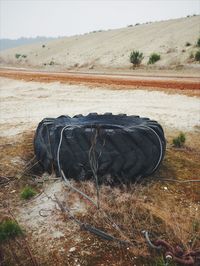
[[142, 230, 200, 265]]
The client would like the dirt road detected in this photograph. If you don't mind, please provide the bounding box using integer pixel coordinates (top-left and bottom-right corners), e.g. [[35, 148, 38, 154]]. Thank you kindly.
[[0, 77, 200, 137], [0, 68, 200, 91]]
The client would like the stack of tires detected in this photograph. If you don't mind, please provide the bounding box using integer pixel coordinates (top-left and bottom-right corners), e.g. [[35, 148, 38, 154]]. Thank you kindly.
[[34, 113, 166, 182]]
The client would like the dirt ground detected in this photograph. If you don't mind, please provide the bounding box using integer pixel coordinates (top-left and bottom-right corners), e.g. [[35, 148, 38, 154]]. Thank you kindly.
[[0, 75, 200, 266], [0, 68, 200, 92], [0, 77, 199, 137]]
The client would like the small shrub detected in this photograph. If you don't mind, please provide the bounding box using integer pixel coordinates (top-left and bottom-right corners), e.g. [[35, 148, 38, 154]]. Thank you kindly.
[[195, 50, 200, 61], [135, 23, 140, 26], [197, 38, 200, 47], [22, 54, 27, 58], [15, 53, 21, 59], [20, 186, 36, 200], [0, 219, 23, 243], [42, 44, 46, 48], [130, 50, 144, 67], [172, 132, 186, 148], [148, 53, 161, 64], [49, 61, 54, 65], [127, 24, 133, 27], [185, 42, 191, 47]]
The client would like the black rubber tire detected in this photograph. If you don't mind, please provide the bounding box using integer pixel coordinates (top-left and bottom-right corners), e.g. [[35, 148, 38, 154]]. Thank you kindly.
[[34, 113, 166, 182]]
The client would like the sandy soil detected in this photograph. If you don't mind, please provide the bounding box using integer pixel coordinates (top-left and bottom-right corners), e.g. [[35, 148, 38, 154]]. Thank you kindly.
[[0, 77, 199, 137], [0, 16, 200, 70]]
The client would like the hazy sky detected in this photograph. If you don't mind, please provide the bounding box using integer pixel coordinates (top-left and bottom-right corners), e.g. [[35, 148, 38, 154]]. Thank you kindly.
[[0, 0, 199, 39]]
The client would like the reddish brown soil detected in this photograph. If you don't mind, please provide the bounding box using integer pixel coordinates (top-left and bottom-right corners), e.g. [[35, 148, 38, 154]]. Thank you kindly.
[[0, 69, 200, 94]]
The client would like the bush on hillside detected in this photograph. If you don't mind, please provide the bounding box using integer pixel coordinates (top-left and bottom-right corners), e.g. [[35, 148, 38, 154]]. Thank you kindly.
[[185, 42, 191, 46], [130, 50, 144, 67], [15, 53, 21, 59], [148, 53, 161, 64]]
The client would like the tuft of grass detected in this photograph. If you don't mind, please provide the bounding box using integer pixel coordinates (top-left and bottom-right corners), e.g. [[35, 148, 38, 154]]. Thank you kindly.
[[148, 53, 161, 64], [20, 186, 36, 200], [152, 256, 176, 266], [194, 50, 200, 62], [0, 219, 23, 243], [172, 132, 186, 148]]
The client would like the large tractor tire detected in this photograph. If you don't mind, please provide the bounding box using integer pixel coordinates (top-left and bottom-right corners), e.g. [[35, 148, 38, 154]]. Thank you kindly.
[[34, 113, 166, 182]]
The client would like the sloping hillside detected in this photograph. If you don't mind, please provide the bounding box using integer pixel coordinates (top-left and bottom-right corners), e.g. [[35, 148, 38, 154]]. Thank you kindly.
[[0, 37, 59, 51], [0, 16, 199, 70]]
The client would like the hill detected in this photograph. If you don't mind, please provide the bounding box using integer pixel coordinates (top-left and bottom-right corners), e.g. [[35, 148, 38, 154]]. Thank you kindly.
[[0, 16, 199, 70], [0, 37, 59, 51]]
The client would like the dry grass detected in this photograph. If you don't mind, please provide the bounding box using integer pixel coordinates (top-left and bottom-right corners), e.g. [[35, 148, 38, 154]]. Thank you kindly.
[[0, 131, 34, 178], [0, 130, 199, 265]]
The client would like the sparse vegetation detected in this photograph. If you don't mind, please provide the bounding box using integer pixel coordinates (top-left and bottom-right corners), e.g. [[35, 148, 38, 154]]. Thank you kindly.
[[185, 42, 191, 46], [172, 132, 186, 147], [148, 53, 161, 64], [0, 219, 23, 243], [195, 50, 200, 61], [20, 186, 36, 200], [15, 54, 27, 59], [130, 50, 144, 67], [197, 38, 200, 47], [15, 53, 21, 59], [0, 125, 199, 265]]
